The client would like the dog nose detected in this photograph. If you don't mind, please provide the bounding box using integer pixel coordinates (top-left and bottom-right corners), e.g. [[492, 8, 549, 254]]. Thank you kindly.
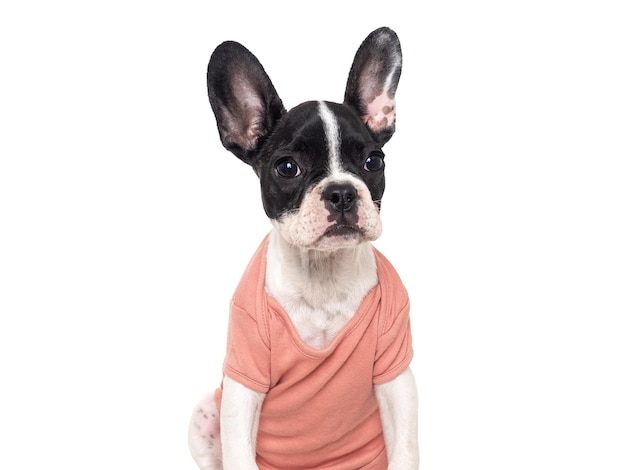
[[323, 183, 357, 213]]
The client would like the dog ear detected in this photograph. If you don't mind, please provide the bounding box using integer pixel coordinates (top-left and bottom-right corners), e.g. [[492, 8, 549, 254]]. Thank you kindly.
[[344, 27, 402, 145], [207, 41, 286, 165]]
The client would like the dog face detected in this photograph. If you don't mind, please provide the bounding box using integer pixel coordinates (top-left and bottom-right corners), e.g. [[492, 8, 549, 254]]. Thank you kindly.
[[207, 27, 402, 250]]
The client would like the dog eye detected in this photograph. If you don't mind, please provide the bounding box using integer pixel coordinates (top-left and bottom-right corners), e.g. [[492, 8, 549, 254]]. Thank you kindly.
[[364, 153, 385, 172], [275, 158, 301, 178]]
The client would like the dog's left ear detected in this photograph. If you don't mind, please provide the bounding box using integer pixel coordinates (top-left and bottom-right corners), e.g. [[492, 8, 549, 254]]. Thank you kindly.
[[207, 41, 286, 165], [344, 27, 402, 144]]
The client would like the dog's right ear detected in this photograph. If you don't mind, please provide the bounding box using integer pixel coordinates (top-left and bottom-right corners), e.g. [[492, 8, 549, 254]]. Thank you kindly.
[[344, 27, 402, 145], [207, 41, 286, 165]]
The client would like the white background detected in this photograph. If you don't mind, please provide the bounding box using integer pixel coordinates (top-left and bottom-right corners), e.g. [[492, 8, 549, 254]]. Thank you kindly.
[[1, 1, 625, 469]]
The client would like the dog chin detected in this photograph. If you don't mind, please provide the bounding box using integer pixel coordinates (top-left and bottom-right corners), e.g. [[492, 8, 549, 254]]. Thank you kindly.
[[311, 224, 363, 249], [273, 221, 381, 251], [315, 233, 368, 251]]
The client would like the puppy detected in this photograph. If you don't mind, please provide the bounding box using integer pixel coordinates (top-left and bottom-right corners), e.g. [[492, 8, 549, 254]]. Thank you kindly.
[[189, 27, 418, 469]]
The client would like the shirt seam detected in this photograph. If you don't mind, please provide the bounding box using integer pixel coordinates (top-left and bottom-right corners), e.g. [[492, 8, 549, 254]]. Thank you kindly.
[[372, 349, 414, 384], [223, 363, 271, 392]]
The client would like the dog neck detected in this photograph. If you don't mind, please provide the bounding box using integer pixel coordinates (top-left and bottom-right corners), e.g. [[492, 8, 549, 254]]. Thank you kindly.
[[265, 229, 379, 349]]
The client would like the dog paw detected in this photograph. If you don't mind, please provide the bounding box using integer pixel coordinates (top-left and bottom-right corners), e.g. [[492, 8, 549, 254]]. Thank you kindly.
[[188, 393, 222, 468]]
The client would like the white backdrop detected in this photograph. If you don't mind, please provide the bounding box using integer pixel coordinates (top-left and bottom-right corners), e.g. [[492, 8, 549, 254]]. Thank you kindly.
[[1, 1, 625, 469]]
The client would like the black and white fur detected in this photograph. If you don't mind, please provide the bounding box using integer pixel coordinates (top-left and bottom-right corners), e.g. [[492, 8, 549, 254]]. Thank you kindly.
[[189, 27, 418, 469]]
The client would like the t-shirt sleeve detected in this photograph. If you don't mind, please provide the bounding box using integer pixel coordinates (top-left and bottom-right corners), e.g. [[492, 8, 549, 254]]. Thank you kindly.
[[372, 251, 414, 385], [222, 299, 271, 393], [372, 294, 413, 384]]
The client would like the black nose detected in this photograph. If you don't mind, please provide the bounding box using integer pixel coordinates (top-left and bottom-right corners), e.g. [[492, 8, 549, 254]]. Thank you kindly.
[[323, 183, 357, 213]]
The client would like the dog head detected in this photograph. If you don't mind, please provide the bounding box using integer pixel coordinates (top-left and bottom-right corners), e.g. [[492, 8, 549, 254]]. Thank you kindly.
[[207, 27, 402, 251]]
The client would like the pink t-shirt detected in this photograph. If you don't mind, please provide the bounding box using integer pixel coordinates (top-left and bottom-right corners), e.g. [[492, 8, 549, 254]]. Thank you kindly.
[[216, 235, 413, 469]]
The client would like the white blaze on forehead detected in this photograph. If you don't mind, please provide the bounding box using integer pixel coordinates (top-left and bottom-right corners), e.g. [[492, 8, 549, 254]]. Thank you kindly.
[[318, 101, 342, 175]]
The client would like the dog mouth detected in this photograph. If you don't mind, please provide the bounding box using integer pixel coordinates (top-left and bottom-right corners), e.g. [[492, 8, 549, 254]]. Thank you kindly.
[[323, 224, 363, 238]]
